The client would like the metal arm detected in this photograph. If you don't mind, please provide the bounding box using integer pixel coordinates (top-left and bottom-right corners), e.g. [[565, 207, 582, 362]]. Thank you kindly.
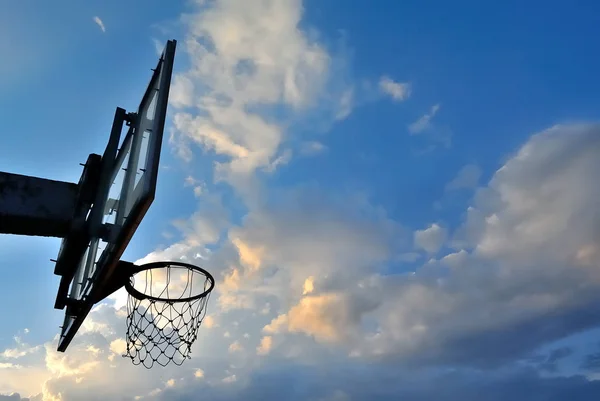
[[0, 172, 79, 237]]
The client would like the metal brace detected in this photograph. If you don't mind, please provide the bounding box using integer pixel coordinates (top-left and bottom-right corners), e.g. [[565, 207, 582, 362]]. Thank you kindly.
[[99, 223, 118, 243], [63, 297, 85, 315], [125, 112, 138, 126]]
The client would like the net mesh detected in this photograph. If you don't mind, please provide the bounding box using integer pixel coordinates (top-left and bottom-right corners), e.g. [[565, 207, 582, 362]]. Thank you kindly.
[[124, 263, 212, 368]]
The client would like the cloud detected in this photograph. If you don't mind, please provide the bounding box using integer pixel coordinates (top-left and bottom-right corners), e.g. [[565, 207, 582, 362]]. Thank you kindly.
[[408, 104, 440, 134], [170, 192, 230, 248], [0, 394, 41, 401], [446, 164, 482, 191], [0, 363, 22, 370], [7, 118, 600, 401], [406, 103, 450, 150], [1, 350, 30, 360], [535, 346, 574, 373], [20, 305, 238, 400], [414, 223, 447, 254], [264, 149, 293, 173], [582, 353, 600, 372], [184, 176, 205, 197], [303, 276, 315, 295], [318, 390, 350, 401], [244, 123, 600, 370], [300, 141, 327, 156], [1, 340, 40, 360], [203, 315, 217, 328], [350, 123, 600, 366], [213, 187, 400, 318], [6, 122, 600, 396], [170, 0, 351, 194], [143, 363, 600, 401], [335, 88, 355, 120], [257, 336, 273, 355], [109, 339, 126, 355], [0, 351, 47, 398], [228, 341, 243, 353], [379, 76, 411, 101], [397, 252, 421, 263], [231, 237, 264, 271], [92, 16, 106, 33], [265, 292, 378, 343]]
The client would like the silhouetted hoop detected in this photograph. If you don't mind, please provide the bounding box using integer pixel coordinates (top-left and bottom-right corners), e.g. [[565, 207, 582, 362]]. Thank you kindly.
[[123, 260, 215, 368], [125, 261, 215, 302]]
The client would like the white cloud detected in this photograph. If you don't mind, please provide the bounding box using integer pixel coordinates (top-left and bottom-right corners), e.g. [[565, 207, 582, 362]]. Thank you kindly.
[[228, 341, 243, 353], [260, 303, 272, 315], [170, 0, 351, 194], [203, 315, 217, 328], [414, 223, 447, 254], [92, 16, 106, 33], [0, 363, 22, 369], [169, 75, 195, 109], [1, 336, 40, 359], [336, 88, 354, 120], [300, 141, 327, 156], [109, 339, 126, 355], [397, 252, 421, 263], [440, 250, 469, 268], [379, 76, 411, 101], [13, 305, 234, 399], [171, 193, 230, 247], [446, 164, 482, 191], [264, 149, 293, 173], [408, 104, 440, 134], [184, 176, 206, 198]]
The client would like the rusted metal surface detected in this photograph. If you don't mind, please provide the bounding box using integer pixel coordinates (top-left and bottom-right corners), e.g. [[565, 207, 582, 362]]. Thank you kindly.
[[0, 172, 78, 237]]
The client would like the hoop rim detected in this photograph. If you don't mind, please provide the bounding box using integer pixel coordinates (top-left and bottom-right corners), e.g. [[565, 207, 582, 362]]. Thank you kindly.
[[125, 261, 215, 302]]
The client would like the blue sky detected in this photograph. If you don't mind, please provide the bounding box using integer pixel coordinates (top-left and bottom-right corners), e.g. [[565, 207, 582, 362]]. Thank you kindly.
[[2, 0, 600, 400]]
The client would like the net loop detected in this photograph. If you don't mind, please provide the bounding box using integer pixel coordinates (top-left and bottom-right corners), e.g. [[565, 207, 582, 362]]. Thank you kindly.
[[124, 261, 215, 368]]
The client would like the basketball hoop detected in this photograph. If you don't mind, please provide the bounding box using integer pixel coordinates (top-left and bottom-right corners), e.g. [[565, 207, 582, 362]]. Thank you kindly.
[[123, 261, 215, 368]]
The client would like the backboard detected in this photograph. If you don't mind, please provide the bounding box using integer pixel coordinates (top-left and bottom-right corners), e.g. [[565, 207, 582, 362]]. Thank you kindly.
[[55, 40, 176, 352]]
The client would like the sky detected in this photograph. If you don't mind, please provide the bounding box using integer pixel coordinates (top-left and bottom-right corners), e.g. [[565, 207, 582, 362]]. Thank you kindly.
[[1, 0, 600, 399]]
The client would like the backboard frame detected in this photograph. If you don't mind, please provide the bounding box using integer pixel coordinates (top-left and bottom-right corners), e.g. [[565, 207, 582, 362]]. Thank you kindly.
[[56, 39, 177, 352]]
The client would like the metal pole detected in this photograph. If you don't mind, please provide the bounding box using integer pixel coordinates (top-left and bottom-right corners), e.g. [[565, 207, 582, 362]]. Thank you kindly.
[[0, 172, 79, 237]]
